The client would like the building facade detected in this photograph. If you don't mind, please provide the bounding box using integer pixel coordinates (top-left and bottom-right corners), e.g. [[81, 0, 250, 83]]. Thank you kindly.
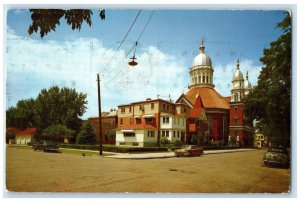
[[6, 127, 36, 145], [115, 98, 190, 147], [88, 110, 118, 144], [176, 41, 254, 147]]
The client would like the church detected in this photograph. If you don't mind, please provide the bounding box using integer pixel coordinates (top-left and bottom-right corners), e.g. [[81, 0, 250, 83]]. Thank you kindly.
[[176, 41, 254, 147]]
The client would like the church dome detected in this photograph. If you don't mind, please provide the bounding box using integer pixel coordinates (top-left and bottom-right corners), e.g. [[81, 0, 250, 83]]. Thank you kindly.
[[232, 59, 243, 80], [244, 71, 252, 89], [192, 42, 212, 67]]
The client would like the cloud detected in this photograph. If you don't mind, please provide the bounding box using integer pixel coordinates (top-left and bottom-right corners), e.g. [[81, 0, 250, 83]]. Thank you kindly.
[[6, 30, 188, 119]]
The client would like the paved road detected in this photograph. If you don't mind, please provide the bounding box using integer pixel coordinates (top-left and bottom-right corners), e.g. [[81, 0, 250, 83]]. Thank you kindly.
[[5, 146, 290, 194]]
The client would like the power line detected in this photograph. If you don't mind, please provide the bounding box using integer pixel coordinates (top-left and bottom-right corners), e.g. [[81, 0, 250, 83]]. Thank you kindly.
[[104, 11, 155, 82], [104, 10, 142, 73]]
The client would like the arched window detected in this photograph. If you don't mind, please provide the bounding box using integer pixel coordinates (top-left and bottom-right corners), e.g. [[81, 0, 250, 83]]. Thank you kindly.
[[234, 93, 239, 102]]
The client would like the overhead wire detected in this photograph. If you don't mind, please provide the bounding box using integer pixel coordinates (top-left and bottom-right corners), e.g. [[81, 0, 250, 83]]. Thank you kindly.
[[105, 11, 155, 83], [103, 10, 142, 76]]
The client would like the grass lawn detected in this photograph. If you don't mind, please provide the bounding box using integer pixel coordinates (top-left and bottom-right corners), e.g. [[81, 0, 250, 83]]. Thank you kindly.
[[6, 144, 114, 157]]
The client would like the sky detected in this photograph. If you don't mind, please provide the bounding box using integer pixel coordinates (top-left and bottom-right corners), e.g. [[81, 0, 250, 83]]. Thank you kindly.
[[5, 9, 286, 119]]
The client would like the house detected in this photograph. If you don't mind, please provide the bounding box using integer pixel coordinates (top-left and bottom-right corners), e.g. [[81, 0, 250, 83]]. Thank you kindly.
[[254, 133, 268, 148], [88, 110, 118, 144], [115, 98, 190, 147], [6, 127, 36, 145]]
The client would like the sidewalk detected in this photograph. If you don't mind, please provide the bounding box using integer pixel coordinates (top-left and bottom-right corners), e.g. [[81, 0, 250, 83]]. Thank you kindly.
[[105, 148, 255, 159]]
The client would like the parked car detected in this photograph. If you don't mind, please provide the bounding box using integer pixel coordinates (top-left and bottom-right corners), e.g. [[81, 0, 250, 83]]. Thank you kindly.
[[175, 145, 204, 157], [33, 141, 59, 152], [263, 147, 290, 168]]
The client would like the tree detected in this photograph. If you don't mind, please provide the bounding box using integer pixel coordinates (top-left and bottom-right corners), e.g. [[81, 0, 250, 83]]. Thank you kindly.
[[28, 9, 105, 38], [76, 122, 97, 145], [42, 124, 75, 143], [35, 86, 87, 141], [243, 12, 291, 148], [6, 130, 16, 144], [6, 98, 36, 130]]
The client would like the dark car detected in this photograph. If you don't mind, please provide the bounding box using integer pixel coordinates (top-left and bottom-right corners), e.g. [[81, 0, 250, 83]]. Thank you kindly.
[[33, 141, 59, 152], [263, 147, 290, 168], [175, 145, 204, 157]]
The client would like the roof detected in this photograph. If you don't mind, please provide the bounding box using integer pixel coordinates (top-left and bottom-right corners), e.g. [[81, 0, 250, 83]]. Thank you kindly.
[[179, 87, 230, 110], [6, 127, 36, 136], [118, 98, 175, 107]]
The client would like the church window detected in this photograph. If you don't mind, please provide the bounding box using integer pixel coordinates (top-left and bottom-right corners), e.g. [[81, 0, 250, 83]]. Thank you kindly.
[[206, 76, 208, 83], [202, 75, 205, 83], [234, 93, 239, 102], [234, 117, 238, 124], [234, 107, 238, 112]]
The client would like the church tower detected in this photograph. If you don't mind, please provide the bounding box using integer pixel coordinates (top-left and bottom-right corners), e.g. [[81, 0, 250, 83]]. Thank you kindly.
[[229, 59, 253, 147], [189, 39, 214, 89], [244, 71, 252, 96]]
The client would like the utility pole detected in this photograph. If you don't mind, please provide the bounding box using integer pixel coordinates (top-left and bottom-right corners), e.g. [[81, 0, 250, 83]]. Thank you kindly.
[[97, 74, 103, 156]]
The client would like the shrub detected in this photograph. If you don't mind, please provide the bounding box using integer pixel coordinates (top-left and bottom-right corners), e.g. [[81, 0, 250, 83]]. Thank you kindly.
[[59, 144, 168, 153]]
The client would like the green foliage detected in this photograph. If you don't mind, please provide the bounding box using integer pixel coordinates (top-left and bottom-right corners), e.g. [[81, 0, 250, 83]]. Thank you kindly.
[[160, 138, 170, 146], [35, 86, 87, 134], [28, 9, 105, 38], [190, 134, 204, 146], [6, 131, 16, 143], [76, 122, 97, 145], [243, 12, 291, 148], [59, 144, 168, 153], [42, 124, 75, 143], [6, 99, 36, 130]]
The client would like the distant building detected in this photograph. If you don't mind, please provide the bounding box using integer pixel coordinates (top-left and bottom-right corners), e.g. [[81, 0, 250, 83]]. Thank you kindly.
[[254, 133, 268, 148], [6, 127, 36, 145], [115, 98, 190, 147], [88, 110, 118, 144]]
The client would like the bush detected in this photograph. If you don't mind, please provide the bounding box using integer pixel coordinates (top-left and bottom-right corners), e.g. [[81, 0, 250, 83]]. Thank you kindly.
[[59, 144, 168, 153]]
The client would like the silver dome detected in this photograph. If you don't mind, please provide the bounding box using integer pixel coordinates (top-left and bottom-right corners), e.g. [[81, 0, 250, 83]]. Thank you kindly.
[[192, 53, 212, 67], [232, 59, 243, 80], [191, 41, 212, 67], [244, 71, 252, 89]]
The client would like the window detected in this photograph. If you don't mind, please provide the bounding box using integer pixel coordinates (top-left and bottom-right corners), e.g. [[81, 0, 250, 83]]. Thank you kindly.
[[163, 104, 166, 110], [196, 120, 201, 127], [234, 93, 239, 102], [110, 120, 115, 125], [166, 105, 169, 110], [163, 117, 169, 124], [130, 118, 133, 125], [177, 131, 180, 138], [166, 131, 169, 137], [173, 133, 175, 138], [129, 107, 132, 113], [121, 107, 125, 114], [145, 117, 154, 123], [132, 142, 139, 146], [124, 132, 135, 137], [136, 118, 141, 124], [162, 130, 165, 137], [234, 107, 238, 112], [234, 117, 238, 124], [120, 118, 123, 125], [147, 131, 155, 138], [139, 105, 144, 111], [151, 103, 155, 110], [183, 107, 187, 113]]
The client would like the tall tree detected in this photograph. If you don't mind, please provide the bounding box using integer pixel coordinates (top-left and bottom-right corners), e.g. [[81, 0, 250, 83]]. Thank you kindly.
[[35, 86, 87, 137], [243, 12, 291, 148], [28, 9, 105, 38], [76, 122, 97, 145], [6, 98, 36, 130]]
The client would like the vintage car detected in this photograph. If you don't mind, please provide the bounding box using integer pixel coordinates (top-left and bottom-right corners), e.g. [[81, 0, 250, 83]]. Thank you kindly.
[[175, 145, 204, 157], [33, 141, 59, 152], [263, 147, 290, 168]]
